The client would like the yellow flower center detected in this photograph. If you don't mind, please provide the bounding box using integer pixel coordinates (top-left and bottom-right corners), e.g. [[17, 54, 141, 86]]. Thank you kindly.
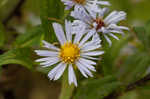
[[74, 0, 86, 4], [59, 42, 80, 63]]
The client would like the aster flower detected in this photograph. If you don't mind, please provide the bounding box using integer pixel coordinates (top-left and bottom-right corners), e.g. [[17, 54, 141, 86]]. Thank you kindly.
[[35, 20, 103, 86], [61, 0, 110, 12], [71, 7, 129, 46]]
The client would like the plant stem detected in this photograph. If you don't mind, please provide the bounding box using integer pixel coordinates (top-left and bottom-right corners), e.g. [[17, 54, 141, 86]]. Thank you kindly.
[[59, 71, 75, 99]]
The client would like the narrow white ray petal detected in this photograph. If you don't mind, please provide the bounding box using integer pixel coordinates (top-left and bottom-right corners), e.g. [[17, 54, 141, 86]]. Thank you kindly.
[[76, 61, 93, 77], [52, 23, 67, 45], [108, 24, 129, 30], [104, 11, 117, 23], [36, 57, 56, 62], [74, 30, 84, 44], [108, 33, 119, 40], [78, 59, 96, 72], [109, 30, 124, 34], [48, 62, 63, 80], [82, 51, 104, 56], [115, 26, 129, 30], [81, 55, 99, 61], [79, 58, 96, 65], [81, 45, 101, 52], [68, 64, 77, 86], [98, 7, 109, 17], [35, 50, 58, 57], [76, 62, 88, 78], [95, 1, 110, 5], [54, 63, 67, 80], [42, 40, 60, 51], [79, 29, 95, 47], [65, 20, 72, 41], [104, 35, 112, 46], [68, 64, 73, 85], [40, 57, 60, 67], [106, 11, 126, 24]]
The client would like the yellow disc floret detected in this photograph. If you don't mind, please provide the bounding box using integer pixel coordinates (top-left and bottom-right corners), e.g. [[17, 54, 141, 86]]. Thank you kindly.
[[59, 42, 80, 63]]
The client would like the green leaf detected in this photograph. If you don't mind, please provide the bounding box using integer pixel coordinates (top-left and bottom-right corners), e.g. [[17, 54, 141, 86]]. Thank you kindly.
[[74, 76, 121, 99], [119, 90, 138, 99], [134, 27, 150, 50], [0, 48, 34, 69], [118, 52, 150, 85], [15, 25, 43, 48], [40, 0, 64, 42], [0, 22, 5, 47], [102, 35, 130, 75]]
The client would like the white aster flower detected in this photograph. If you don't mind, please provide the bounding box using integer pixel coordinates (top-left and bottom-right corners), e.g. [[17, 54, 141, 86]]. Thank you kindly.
[[35, 20, 103, 86], [71, 7, 129, 46], [61, 0, 110, 12]]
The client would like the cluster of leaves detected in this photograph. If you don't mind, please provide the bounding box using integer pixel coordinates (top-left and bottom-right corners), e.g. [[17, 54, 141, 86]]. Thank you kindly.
[[0, 0, 150, 99]]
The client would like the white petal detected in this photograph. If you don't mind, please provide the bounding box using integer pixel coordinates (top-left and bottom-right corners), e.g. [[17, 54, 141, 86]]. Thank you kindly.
[[76, 62, 88, 78], [65, 20, 72, 41], [81, 45, 101, 52], [54, 63, 67, 80], [104, 35, 112, 46], [42, 40, 60, 51], [110, 30, 124, 34], [40, 57, 60, 67], [73, 29, 85, 43], [108, 33, 119, 40], [35, 50, 58, 57], [105, 11, 126, 24], [52, 23, 67, 45], [81, 55, 99, 60], [82, 51, 104, 56], [79, 59, 96, 72], [108, 24, 129, 30], [79, 58, 96, 65], [79, 29, 95, 47], [48, 62, 64, 80], [76, 61, 93, 77], [36, 57, 57, 62], [104, 11, 118, 23], [68, 64, 77, 86]]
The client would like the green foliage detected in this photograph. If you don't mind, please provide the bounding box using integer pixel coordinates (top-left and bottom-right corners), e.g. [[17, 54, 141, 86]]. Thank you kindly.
[[74, 76, 121, 99], [102, 35, 130, 75], [0, 22, 5, 47], [0, 48, 34, 69], [59, 71, 75, 99], [40, 0, 64, 42], [118, 52, 150, 85], [15, 25, 43, 48]]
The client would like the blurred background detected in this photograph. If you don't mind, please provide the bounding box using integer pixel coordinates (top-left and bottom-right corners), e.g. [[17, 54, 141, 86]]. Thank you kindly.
[[0, 0, 150, 99]]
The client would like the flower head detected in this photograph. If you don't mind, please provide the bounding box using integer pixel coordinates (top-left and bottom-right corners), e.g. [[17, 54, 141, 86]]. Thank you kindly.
[[35, 20, 103, 86], [61, 0, 110, 12], [71, 8, 129, 46]]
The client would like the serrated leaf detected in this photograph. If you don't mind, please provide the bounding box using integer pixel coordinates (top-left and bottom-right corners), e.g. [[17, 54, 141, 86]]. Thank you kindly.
[[15, 25, 43, 47], [0, 22, 5, 47], [40, 0, 64, 42], [0, 48, 34, 69], [74, 76, 121, 99]]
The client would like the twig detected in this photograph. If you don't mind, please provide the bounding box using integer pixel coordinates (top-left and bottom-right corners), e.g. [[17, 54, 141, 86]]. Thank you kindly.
[[104, 74, 150, 99], [126, 73, 150, 91], [48, 17, 63, 24]]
